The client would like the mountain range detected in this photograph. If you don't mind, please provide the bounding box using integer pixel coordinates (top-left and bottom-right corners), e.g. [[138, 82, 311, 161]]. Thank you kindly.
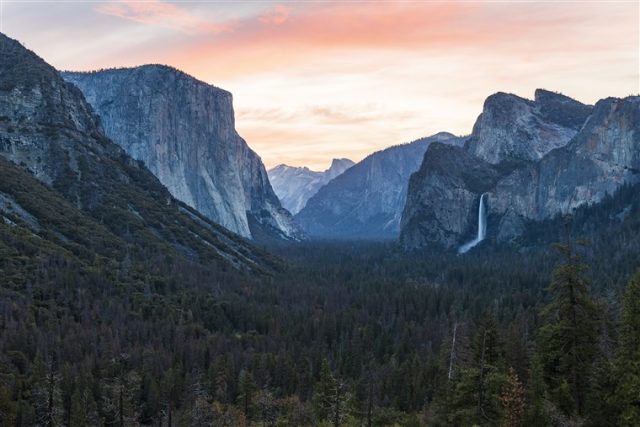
[[295, 132, 464, 239], [267, 158, 354, 214], [1, 31, 637, 255]]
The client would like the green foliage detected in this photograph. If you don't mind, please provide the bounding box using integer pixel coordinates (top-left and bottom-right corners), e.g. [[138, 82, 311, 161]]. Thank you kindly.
[[432, 315, 508, 427], [0, 149, 639, 425], [538, 242, 600, 418], [238, 370, 258, 419], [616, 272, 640, 426], [312, 360, 352, 426]]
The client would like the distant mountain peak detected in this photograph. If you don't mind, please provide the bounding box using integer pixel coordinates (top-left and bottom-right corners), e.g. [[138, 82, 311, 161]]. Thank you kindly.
[[329, 158, 354, 167], [267, 158, 354, 215], [295, 133, 464, 239], [326, 158, 355, 178]]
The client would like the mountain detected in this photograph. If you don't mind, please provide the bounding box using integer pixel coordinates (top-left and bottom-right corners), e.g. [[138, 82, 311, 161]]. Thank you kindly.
[[295, 132, 464, 239], [62, 66, 302, 242], [0, 33, 278, 272], [268, 158, 354, 214], [400, 89, 640, 250], [466, 89, 593, 164]]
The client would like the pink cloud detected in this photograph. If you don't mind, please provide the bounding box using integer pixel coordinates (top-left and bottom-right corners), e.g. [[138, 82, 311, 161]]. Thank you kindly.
[[97, 0, 234, 34], [259, 4, 290, 26]]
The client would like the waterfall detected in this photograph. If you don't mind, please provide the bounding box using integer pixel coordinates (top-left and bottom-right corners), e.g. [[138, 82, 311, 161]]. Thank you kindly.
[[458, 193, 487, 254]]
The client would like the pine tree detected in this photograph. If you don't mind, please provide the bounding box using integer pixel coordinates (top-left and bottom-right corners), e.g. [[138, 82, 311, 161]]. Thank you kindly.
[[500, 368, 525, 427], [524, 355, 549, 426], [475, 313, 504, 422], [447, 315, 507, 426], [313, 359, 337, 422], [237, 370, 257, 420], [69, 382, 99, 427], [30, 355, 63, 427], [538, 242, 599, 418], [616, 272, 640, 425], [100, 355, 140, 427], [312, 359, 351, 426]]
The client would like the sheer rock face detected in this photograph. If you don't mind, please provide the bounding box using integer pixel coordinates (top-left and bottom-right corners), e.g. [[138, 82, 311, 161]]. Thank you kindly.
[[268, 158, 354, 215], [0, 34, 116, 193], [295, 133, 464, 239], [401, 91, 640, 250], [400, 143, 500, 249], [0, 33, 277, 270], [63, 66, 302, 241], [465, 89, 592, 165]]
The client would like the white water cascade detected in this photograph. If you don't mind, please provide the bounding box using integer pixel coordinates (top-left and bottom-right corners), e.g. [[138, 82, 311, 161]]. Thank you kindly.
[[458, 193, 488, 254]]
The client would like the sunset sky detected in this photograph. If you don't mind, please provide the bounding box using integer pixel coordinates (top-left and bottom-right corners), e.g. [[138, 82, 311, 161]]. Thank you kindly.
[[2, 0, 639, 170]]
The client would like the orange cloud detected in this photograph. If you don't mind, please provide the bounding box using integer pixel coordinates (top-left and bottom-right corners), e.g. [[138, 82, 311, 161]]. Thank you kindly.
[[171, 1, 597, 80], [168, 2, 483, 79], [97, 0, 234, 34], [73, 0, 638, 169]]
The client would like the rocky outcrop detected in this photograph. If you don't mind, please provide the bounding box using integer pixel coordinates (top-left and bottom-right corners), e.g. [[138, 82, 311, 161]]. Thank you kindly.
[[490, 96, 640, 221], [400, 90, 640, 250], [465, 89, 592, 164], [399, 143, 500, 249], [63, 66, 302, 241], [296, 133, 464, 239], [268, 158, 354, 214], [0, 32, 278, 271]]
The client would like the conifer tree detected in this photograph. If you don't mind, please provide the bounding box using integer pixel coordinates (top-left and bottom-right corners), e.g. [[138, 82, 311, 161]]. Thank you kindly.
[[69, 382, 99, 427], [616, 272, 640, 425], [238, 370, 257, 419], [447, 316, 507, 426], [312, 359, 351, 426], [0, 383, 17, 426], [538, 242, 599, 418], [313, 359, 336, 422], [30, 355, 62, 427]]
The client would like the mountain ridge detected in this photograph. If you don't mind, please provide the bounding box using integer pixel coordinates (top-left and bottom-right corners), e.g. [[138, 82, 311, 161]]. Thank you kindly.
[[400, 89, 639, 250], [296, 132, 464, 239], [268, 158, 354, 214]]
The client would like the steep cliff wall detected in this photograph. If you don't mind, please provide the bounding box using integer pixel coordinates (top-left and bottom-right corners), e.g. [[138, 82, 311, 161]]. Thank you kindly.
[[63, 66, 301, 241], [401, 91, 639, 250]]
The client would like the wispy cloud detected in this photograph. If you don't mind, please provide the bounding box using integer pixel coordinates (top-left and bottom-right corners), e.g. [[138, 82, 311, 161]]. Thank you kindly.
[[259, 4, 290, 26], [238, 105, 416, 127], [97, 0, 234, 34], [5, 0, 637, 169]]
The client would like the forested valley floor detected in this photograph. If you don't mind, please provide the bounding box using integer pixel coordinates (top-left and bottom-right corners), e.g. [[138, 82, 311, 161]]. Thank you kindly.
[[1, 182, 640, 426]]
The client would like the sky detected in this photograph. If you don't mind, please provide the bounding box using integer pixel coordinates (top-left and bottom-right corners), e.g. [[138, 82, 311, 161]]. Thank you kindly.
[[2, 1, 639, 170]]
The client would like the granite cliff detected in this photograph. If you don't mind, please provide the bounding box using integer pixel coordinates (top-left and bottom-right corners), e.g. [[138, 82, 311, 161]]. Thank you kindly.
[[63, 66, 301, 241], [400, 90, 640, 250], [0, 33, 277, 271]]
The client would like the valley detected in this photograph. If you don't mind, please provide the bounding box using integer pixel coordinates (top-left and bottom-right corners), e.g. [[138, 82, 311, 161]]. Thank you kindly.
[[0, 22, 638, 427]]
